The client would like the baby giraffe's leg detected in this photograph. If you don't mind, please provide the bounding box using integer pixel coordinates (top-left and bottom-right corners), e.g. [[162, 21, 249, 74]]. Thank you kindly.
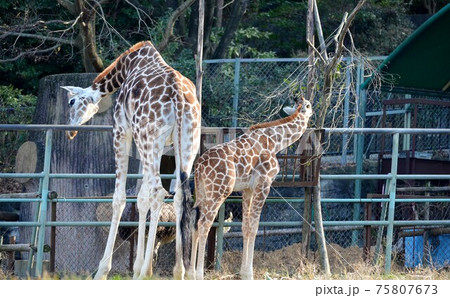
[[240, 188, 254, 279], [240, 179, 272, 280], [194, 211, 216, 280]]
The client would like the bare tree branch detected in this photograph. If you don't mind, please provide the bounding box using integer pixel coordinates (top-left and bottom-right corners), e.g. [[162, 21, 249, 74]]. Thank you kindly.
[[317, 0, 367, 128], [0, 44, 62, 63], [56, 0, 77, 16], [158, 0, 197, 52], [0, 31, 75, 45]]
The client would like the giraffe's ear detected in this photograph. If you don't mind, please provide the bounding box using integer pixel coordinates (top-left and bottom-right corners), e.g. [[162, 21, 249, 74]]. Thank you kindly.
[[283, 106, 297, 115], [61, 86, 85, 97]]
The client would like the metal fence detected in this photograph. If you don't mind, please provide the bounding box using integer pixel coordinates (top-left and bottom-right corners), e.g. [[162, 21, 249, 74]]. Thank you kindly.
[[1, 125, 449, 278], [1, 57, 449, 278]]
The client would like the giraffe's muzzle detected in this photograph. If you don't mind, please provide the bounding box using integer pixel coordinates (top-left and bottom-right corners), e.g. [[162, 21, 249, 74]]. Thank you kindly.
[[66, 130, 78, 140]]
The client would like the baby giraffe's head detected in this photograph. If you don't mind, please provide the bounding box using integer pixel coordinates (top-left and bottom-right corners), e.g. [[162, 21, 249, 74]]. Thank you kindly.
[[283, 97, 313, 118], [61, 86, 102, 140]]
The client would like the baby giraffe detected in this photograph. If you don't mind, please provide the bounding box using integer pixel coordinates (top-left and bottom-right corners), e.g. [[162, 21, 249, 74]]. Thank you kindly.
[[188, 98, 313, 280]]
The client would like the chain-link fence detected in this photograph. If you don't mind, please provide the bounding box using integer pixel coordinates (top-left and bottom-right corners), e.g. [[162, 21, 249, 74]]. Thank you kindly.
[[1, 58, 449, 278]]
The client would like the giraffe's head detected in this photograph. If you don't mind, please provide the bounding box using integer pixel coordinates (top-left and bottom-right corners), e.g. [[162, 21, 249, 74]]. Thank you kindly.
[[283, 97, 313, 118], [61, 86, 102, 140], [299, 98, 313, 118]]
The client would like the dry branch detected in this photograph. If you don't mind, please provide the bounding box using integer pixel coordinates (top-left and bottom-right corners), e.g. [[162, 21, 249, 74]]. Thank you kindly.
[[158, 0, 197, 52]]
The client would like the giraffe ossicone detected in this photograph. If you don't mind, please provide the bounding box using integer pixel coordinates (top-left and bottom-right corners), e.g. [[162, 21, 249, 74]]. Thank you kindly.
[[188, 98, 312, 280], [62, 41, 200, 280]]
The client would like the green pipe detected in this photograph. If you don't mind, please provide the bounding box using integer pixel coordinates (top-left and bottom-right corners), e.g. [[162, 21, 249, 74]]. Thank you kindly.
[[385, 133, 399, 273], [321, 174, 391, 180], [5, 196, 448, 204], [3, 171, 449, 182], [0, 199, 42, 202], [393, 220, 450, 226], [3, 219, 449, 228], [0, 222, 41, 227], [48, 173, 176, 179], [35, 129, 52, 277], [232, 59, 240, 128], [397, 174, 450, 180], [0, 173, 44, 179], [27, 199, 41, 275]]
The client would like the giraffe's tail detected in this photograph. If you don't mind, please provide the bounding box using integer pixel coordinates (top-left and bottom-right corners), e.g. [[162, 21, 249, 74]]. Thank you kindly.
[[180, 171, 193, 269]]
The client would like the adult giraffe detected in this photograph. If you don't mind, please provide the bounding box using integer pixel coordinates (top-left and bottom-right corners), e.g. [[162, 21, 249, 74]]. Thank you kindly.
[[62, 41, 201, 280], [188, 98, 312, 280]]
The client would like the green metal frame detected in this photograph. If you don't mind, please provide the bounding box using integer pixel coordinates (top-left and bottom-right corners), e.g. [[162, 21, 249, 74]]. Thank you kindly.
[[1, 125, 450, 277]]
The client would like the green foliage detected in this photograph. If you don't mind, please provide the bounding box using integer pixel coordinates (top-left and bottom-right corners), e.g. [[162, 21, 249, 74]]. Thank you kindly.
[[249, 0, 307, 57], [0, 85, 37, 171], [228, 27, 276, 58], [0, 85, 36, 124]]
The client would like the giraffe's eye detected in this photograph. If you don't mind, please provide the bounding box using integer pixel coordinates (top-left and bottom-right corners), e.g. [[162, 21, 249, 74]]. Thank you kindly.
[[69, 99, 75, 107]]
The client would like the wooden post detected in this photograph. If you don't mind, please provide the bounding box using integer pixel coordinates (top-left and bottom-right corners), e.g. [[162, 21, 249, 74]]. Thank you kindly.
[[196, 0, 205, 104], [7, 236, 16, 273], [302, 0, 316, 257]]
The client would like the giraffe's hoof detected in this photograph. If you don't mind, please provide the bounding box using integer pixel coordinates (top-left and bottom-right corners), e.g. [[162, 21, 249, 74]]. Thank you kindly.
[[186, 269, 196, 280], [93, 271, 108, 280], [173, 265, 185, 280]]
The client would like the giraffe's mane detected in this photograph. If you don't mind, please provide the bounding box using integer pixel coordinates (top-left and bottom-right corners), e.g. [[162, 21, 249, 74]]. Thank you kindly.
[[249, 103, 302, 131], [93, 41, 154, 84]]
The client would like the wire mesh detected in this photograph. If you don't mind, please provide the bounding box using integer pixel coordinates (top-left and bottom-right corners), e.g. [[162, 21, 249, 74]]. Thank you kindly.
[[1, 58, 449, 278]]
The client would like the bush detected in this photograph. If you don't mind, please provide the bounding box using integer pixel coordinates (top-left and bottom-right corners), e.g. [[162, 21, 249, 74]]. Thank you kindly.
[[0, 85, 37, 171]]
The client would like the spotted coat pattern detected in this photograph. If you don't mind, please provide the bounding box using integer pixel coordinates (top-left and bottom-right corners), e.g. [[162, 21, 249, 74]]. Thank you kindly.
[[188, 99, 312, 280], [63, 41, 200, 280]]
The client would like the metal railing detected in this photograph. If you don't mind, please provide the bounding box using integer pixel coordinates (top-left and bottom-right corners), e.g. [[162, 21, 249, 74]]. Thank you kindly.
[[1, 124, 450, 277]]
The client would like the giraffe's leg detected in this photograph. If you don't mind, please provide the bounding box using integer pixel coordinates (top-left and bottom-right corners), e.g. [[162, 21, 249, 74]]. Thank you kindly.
[[240, 188, 254, 278], [94, 129, 131, 280], [132, 171, 151, 279], [240, 180, 272, 280], [135, 124, 171, 279], [186, 219, 199, 280], [194, 212, 216, 280], [138, 185, 166, 278]]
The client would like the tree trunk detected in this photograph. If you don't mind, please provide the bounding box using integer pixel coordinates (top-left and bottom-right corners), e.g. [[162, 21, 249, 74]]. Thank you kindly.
[[196, 0, 205, 104], [215, 0, 224, 28], [203, 0, 216, 58], [75, 0, 104, 72], [302, 0, 316, 257], [158, 0, 197, 53], [186, 1, 199, 49], [20, 74, 137, 274], [212, 0, 248, 59]]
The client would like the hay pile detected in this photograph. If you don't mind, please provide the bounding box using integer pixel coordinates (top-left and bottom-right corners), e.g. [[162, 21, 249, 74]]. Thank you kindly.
[[207, 243, 383, 280]]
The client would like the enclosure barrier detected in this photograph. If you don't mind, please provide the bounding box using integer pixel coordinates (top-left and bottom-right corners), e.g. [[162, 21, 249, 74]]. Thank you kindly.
[[0, 125, 449, 277]]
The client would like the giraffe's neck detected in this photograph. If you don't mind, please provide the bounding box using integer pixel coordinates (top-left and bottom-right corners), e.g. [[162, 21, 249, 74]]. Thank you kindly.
[[249, 105, 310, 154], [91, 41, 167, 96], [275, 115, 308, 152]]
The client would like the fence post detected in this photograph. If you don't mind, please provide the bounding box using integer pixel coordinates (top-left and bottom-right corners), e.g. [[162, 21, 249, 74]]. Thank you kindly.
[[232, 58, 241, 128], [215, 203, 226, 270], [341, 64, 351, 165], [35, 129, 53, 277], [384, 133, 399, 273], [352, 67, 366, 246]]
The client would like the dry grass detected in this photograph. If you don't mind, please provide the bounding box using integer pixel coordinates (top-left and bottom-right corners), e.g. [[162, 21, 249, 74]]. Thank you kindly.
[[2, 243, 449, 280], [205, 243, 450, 280]]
